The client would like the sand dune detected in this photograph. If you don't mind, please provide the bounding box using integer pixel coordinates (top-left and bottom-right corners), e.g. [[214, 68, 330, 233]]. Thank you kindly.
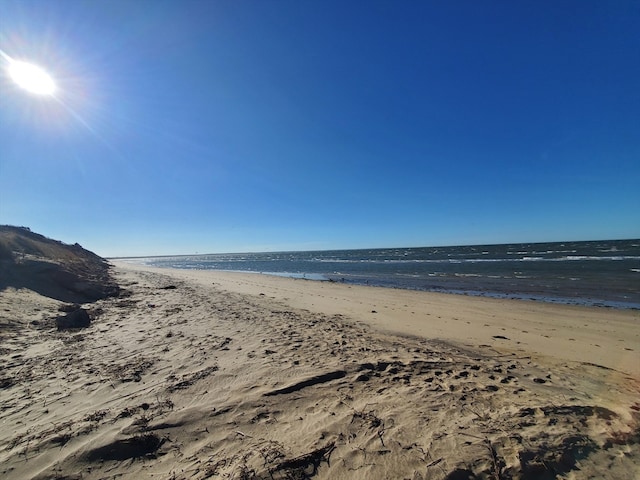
[[0, 226, 119, 303], [1, 263, 638, 479]]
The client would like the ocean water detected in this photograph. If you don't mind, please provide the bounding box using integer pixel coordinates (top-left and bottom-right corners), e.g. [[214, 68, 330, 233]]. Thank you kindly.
[[122, 239, 640, 309]]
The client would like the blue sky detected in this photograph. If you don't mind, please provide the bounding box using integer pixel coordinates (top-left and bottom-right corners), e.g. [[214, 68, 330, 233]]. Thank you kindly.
[[1, 0, 638, 257]]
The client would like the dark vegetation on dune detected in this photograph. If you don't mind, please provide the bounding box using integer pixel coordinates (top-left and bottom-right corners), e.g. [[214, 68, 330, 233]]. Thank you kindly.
[[0, 225, 119, 303]]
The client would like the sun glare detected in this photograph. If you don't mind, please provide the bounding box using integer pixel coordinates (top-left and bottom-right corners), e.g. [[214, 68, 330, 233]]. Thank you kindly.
[[8, 60, 57, 96]]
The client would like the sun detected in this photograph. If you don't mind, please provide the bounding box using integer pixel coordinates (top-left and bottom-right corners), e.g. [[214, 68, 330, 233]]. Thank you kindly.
[[7, 60, 57, 96]]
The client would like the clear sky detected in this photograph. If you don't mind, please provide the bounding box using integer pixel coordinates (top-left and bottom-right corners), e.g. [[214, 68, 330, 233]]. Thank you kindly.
[[1, 0, 639, 257]]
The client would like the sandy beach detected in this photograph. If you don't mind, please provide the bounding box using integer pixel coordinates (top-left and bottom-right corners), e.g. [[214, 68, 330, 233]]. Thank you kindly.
[[1, 262, 639, 479]]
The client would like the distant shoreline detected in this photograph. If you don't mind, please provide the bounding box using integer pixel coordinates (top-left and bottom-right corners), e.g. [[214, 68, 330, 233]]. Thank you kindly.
[[116, 262, 640, 310], [112, 238, 640, 310], [112, 261, 640, 377]]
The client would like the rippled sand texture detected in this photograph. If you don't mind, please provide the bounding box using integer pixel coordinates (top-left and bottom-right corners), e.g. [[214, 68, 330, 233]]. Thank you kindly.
[[1, 264, 638, 479]]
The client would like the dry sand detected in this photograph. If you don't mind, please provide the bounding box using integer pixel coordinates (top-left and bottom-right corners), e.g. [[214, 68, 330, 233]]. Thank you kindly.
[[1, 262, 638, 479]]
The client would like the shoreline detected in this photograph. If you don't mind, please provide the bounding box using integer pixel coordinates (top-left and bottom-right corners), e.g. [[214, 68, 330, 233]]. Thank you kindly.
[[114, 258, 640, 311], [113, 262, 640, 378], [240, 271, 640, 310], [111, 238, 640, 311]]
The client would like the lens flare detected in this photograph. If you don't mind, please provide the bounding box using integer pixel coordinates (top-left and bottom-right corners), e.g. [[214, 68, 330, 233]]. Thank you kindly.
[[8, 60, 57, 95]]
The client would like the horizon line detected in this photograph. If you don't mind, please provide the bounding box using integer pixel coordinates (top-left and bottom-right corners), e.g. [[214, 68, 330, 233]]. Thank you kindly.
[[106, 236, 639, 260]]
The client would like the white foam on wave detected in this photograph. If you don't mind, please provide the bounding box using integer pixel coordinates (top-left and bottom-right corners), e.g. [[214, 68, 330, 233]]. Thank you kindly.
[[262, 271, 328, 281], [563, 255, 639, 261]]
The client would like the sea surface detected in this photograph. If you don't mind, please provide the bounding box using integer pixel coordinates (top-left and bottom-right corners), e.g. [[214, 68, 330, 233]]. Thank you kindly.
[[120, 239, 640, 309]]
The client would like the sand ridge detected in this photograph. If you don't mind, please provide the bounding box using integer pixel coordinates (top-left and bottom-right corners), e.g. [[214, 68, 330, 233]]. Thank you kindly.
[[0, 265, 639, 479]]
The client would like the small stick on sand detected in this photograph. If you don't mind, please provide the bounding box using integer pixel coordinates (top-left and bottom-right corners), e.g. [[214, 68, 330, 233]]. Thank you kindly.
[[484, 437, 504, 480]]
